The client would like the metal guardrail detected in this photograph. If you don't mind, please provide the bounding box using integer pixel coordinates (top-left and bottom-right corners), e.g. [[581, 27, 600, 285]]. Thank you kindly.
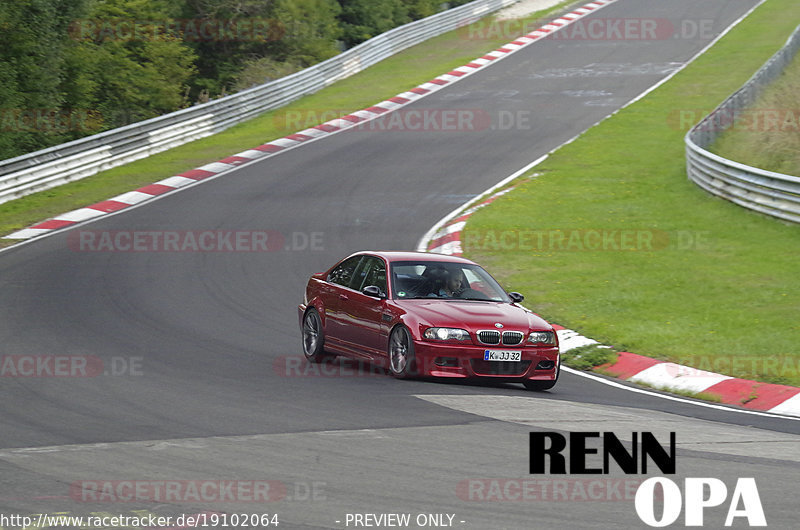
[[686, 24, 800, 224], [0, 0, 517, 205]]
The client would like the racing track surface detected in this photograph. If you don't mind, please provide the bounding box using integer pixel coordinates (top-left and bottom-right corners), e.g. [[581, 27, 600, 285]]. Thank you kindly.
[[1, 0, 798, 528]]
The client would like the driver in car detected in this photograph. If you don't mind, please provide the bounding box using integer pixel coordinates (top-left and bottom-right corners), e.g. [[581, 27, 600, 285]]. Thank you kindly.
[[427, 267, 465, 298]]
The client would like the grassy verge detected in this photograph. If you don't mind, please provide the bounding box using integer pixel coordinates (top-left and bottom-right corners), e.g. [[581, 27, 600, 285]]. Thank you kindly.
[[712, 50, 800, 175], [0, 1, 576, 245], [561, 344, 618, 371], [464, 0, 800, 386]]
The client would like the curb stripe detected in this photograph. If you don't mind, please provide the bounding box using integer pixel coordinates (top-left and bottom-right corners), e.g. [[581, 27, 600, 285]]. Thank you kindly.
[[597, 351, 662, 380], [136, 184, 173, 196], [89, 200, 130, 213], [31, 219, 74, 230], [704, 379, 800, 411], [178, 169, 215, 180]]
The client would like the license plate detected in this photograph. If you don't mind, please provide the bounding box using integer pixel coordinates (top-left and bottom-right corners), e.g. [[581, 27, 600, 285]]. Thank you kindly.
[[484, 350, 521, 362]]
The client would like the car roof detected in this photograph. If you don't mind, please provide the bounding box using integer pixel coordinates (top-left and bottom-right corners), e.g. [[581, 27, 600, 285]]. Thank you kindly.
[[355, 251, 476, 265]]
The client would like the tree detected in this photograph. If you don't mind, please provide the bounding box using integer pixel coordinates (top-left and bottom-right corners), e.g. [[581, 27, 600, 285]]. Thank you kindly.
[[0, 0, 91, 158], [401, 0, 444, 20], [337, 0, 409, 47], [69, 0, 197, 127], [267, 0, 341, 64], [0, 0, 477, 161]]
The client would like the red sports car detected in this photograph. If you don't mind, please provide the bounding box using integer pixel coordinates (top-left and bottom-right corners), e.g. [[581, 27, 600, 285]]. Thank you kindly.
[[298, 251, 560, 390]]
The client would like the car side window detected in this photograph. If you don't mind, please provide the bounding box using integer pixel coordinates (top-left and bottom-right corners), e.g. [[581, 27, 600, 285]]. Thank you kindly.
[[360, 258, 387, 294], [350, 257, 386, 292], [328, 256, 362, 287], [350, 257, 372, 291]]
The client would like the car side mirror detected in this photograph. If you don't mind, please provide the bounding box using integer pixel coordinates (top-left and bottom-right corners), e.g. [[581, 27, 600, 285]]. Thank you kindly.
[[362, 285, 385, 298], [508, 292, 524, 303]]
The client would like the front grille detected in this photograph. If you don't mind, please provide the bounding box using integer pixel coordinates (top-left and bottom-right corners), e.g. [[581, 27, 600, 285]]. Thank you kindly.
[[477, 330, 525, 345], [470, 359, 531, 376], [477, 330, 501, 345], [501, 331, 524, 346]]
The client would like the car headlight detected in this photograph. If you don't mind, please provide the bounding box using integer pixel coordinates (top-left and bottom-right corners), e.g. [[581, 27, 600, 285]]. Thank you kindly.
[[528, 331, 555, 345], [424, 327, 470, 341]]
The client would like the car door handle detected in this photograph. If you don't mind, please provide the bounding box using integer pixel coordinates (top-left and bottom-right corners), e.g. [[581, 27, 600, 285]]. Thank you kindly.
[[339, 294, 349, 301]]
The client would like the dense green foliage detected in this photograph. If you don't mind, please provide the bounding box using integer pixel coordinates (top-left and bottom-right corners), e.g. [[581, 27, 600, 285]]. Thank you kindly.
[[0, 0, 469, 160]]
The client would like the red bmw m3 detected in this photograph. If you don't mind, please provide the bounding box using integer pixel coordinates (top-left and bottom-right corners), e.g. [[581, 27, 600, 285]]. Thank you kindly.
[[298, 251, 560, 390]]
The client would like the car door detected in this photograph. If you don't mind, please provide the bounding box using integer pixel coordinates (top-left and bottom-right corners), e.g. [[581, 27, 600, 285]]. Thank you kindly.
[[336, 256, 389, 358], [320, 255, 363, 346]]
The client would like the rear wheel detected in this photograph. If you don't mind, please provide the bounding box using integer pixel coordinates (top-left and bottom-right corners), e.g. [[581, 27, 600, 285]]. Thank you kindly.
[[388, 326, 416, 379], [523, 357, 560, 391], [302, 309, 332, 363]]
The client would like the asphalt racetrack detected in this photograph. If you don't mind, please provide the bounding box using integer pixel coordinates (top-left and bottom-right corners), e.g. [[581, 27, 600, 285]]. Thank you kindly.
[[1, 0, 797, 528]]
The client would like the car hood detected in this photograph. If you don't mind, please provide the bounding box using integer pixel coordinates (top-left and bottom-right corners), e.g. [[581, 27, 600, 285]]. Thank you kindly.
[[395, 299, 551, 331]]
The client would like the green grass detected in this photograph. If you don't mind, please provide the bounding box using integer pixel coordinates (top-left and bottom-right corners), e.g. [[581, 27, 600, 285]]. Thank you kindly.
[[464, 0, 800, 386], [561, 344, 618, 371], [0, 0, 577, 245], [712, 49, 800, 175]]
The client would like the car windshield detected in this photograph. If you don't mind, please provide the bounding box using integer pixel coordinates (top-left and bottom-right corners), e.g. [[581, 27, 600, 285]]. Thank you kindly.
[[390, 261, 511, 302]]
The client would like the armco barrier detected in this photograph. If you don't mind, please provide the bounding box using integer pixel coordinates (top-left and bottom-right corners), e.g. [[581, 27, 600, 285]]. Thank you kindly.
[[685, 24, 800, 224], [0, 0, 518, 205]]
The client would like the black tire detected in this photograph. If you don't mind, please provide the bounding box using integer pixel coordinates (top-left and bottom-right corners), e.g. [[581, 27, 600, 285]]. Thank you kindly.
[[523, 357, 560, 391], [302, 309, 331, 363], [388, 326, 416, 379]]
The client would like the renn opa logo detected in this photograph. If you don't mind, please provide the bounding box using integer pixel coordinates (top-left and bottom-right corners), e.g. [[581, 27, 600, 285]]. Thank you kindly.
[[529, 432, 766, 527]]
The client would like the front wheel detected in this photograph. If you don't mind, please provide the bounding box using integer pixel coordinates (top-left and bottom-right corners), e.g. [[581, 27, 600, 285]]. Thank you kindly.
[[388, 326, 416, 379], [302, 309, 332, 363], [523, 357, 560, 391]]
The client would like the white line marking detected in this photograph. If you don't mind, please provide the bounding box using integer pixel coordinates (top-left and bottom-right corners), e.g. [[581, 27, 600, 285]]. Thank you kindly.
[[630, 364, 732, 393], [769, 393, 800, 416], [268, 138, 300, 148], [371, 100, 402, 111], [156, 176, 196, 188], [233, 149, 266, 159], [297, 127, 328, 138], [109, 191, 153, 205], [54, 208, 106, 223], [416, 154, 548, 252], [5, 228, 50, 239], [197, 162, 235, 173]]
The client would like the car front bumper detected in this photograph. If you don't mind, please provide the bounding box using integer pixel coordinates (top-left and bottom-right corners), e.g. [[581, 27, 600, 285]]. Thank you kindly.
[[411, 340, 559, 381]]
